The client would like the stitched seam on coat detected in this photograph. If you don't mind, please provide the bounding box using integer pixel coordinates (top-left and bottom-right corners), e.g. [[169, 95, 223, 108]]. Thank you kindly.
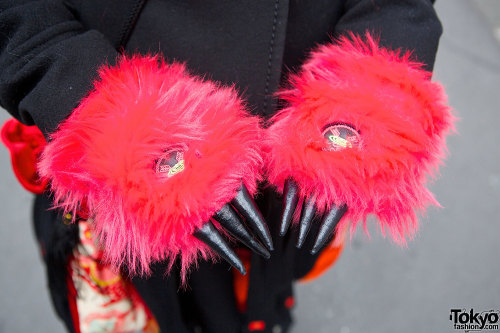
[[263, 0, 280, 113], [118, 0, 146, 49]]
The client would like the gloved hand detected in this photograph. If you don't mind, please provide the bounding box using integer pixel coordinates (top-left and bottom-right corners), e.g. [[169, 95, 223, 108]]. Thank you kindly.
[[265, 34, 455, 254], [194, 183, 273, 273], [39, 56, 272, 280]]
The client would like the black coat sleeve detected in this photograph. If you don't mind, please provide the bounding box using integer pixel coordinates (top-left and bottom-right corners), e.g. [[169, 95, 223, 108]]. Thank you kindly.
[[334, 0, 442, 71], [0, 0, 119, 136]]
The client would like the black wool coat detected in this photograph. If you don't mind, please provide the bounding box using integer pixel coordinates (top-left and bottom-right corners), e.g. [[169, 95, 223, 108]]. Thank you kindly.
[[1, 1, 442, 332]]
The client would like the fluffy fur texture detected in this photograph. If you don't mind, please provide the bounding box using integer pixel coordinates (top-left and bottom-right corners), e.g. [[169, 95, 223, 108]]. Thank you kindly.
[[266, 34, 455, 243], [39, 56, 263, 277]]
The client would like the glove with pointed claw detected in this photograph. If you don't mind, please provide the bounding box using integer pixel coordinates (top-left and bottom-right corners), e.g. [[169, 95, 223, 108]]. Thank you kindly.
[[39, 56, 272, 281], [266, 34, 455, 253], [194, 184, 273, 276]]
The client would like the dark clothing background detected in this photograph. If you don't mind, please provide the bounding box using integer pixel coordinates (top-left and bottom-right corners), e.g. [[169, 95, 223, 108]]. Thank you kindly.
[[0, 1, 442, 332], [0, 0, 441, 135]]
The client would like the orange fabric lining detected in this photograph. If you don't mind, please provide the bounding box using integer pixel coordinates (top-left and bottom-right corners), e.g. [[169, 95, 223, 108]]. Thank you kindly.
[[232, 249, 252, 313], [299, 241, 344, 283], [248, 320, 266, 331]]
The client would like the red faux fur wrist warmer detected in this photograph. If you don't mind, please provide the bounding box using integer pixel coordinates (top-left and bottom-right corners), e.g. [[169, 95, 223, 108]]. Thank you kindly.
[[265, 35, 455, 242], [39, 56, 263, 275]]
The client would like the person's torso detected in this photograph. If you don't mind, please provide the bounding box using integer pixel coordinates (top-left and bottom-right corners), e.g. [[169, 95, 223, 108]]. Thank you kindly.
[[65, 0, 344, 117]]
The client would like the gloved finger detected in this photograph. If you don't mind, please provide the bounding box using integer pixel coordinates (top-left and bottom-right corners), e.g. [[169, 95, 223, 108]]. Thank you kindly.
[[194, 221, 246, 275], [296, 196, 317, 249], [279, 178, 299, 237], [231, 184, 274, 251], [213, 204, 270, 259], [311, 203, 348, 255]]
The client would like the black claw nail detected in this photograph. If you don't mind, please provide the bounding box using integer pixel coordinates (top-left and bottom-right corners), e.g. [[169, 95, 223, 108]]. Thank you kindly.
[[231, 184, 274, 251], [296, 196, 317, 248], [311, 204, 348, 255], [194, 221, 246, 275], [248, 238, 271, 259], [280, 178, 299, 237], [213, 204, 270, 259]]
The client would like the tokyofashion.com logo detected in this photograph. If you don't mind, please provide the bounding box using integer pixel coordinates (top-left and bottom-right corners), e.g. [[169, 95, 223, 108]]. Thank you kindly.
[[450, 309, 500, 332]]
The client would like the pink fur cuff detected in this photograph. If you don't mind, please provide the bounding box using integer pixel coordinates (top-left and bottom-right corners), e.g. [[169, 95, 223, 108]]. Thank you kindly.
[[266, 35, 455, 242], [39, 56, 263, 275]]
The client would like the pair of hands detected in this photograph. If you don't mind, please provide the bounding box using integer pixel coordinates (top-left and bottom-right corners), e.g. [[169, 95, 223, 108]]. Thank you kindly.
[[40, 35, 453, 278], [193, 170, 348, 276]]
